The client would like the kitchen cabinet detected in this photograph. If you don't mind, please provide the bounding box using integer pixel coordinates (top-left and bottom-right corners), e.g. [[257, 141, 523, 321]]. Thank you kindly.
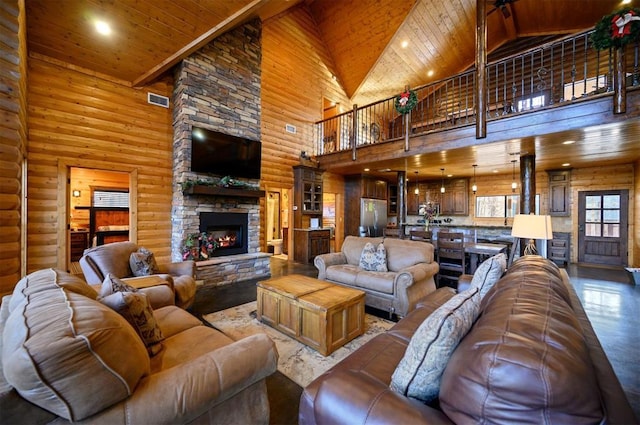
[[294, 229, 330, 264], [293, 165, 323, 229], [441, 178, 468, 215], [408, 179, 468, 216], [548, 170, 571, 216], [547, 232, 570, 265]]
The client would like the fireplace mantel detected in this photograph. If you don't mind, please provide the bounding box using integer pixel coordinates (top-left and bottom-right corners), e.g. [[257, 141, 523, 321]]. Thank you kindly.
[[183, 185, 265, 198]]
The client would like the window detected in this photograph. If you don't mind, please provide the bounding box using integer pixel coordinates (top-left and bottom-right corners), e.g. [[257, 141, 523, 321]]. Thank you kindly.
[[476, 195, 539, 218], [585, 194, 620, 238], [93, 189, 129, 208]]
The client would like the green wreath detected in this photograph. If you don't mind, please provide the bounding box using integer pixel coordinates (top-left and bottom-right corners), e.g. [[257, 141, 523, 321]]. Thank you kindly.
[[394, 89, 418, 114], [591, 7, 640, 50]]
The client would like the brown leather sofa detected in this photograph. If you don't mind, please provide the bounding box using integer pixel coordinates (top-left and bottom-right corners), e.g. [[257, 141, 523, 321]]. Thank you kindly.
[[80, 241, 197, 309], [299, 256, 637, 424], [314, 236, 439, 318], [0, 268, 278, 424]]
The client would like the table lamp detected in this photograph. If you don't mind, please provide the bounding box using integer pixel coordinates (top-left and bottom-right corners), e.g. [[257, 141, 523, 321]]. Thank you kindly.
[[511, 214, 553, 256]]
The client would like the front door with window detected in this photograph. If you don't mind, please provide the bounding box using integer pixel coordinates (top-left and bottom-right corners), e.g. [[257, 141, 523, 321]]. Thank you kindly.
[[578, 190, 628, 266]]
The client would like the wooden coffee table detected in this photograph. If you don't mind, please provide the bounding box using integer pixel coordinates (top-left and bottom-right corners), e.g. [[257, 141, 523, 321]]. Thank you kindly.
[[256, 274, 365, 356]]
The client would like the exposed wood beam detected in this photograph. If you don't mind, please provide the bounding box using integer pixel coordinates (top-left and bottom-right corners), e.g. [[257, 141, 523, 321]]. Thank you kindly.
[[132, 0, 268, 87]]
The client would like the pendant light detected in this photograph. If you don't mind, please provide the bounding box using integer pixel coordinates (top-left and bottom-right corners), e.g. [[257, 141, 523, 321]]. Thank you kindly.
[[414, 171, 419, 195], [511, 160, 517, 193], [440, 168, 446, 194], [472, 164, 478, 194]]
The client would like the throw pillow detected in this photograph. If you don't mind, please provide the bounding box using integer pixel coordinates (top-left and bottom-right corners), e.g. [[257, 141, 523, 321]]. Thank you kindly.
[[100, 291, 164, 356], [129, 247, 159, 277], [100, 273, 138, 298], [390, 287, 480, 403], [469, 252, 507, 298], [359, 242, 388, 272]]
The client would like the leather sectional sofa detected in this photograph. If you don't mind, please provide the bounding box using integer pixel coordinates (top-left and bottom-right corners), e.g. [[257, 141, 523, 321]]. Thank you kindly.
[[314, 236, 439, 317], [300, 256, 637, 424], [0, 268, 278, 424]]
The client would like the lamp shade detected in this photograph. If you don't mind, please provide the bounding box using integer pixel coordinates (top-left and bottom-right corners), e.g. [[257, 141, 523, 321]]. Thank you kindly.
[[511, 214, 554, 240]]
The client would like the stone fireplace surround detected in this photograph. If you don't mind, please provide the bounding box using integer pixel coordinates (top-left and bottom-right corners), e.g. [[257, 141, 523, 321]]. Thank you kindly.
[[170, 19, 270, 286]]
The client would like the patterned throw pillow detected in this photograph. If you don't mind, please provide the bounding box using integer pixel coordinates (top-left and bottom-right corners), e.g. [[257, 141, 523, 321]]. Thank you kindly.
[[100, 291, 164, 356], [358, 242, 388, 272], [469, 252, 507, 298], [390, 287, 480, 403], [100, 273, 137, 298], [129, 247, 159, 277]]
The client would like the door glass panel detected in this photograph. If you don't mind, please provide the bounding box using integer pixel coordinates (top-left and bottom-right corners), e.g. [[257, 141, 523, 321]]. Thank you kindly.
[[603, 195, 620, 209], [586, 210, 601, 223], [604, 224, 620, 237], [585, 196, 601, 208], [603, 210, 620, 223], [586, 223, 601, 237]]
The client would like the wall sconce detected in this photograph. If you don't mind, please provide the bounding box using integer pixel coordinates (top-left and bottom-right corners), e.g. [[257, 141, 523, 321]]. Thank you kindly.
[[511, 160, 517, 193], [471, 164, 478, 194], [72, 190, 81, 197], [440, 168, 445, 193]]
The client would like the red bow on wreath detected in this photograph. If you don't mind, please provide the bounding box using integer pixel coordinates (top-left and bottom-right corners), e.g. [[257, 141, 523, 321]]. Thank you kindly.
[[612, 10, 640, 38], [399, 91, 410, 106]]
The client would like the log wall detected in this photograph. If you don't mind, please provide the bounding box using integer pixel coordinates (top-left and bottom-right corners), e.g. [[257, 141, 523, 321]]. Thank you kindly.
[[0, 0, 27, 295], [261, 5, 350, 254], [27, 57, 174, 275]]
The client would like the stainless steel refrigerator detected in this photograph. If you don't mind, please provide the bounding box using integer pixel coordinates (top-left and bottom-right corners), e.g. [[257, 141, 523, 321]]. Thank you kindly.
[[360, 198, 388, 237]]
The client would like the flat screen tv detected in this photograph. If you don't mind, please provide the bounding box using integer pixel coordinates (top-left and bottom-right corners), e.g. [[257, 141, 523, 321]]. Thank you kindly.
[[190, 126, 261, 179]]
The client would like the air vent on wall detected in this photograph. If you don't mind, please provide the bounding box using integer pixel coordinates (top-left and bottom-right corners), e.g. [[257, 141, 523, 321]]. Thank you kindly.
[[148, 92, 169, 108], [285, 124, 297, 134]]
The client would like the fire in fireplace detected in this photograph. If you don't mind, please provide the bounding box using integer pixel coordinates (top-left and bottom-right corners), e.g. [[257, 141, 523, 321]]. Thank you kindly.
[[199, 212, 248, 257]]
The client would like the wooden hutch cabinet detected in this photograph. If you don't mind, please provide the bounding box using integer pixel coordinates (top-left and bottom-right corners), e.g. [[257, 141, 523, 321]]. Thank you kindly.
[[293, 165, 329, 263]]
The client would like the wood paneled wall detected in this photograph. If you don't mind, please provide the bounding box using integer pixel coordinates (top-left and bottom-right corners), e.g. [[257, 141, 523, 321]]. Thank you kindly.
[[27, 57, 174, 275], [261, 5, 352, 186], [261, 5, 350, 252], [635, 159, 640, 268], [0, 0, 27, 295]]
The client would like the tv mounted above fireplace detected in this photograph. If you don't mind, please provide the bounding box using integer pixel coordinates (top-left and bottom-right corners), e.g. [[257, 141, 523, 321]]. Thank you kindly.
[[190, 126, 261, 179]]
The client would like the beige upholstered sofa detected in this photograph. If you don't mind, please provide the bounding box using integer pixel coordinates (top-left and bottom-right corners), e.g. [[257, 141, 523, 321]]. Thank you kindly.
[[80, 241, 197, 309], [314, 236, 439, 317], [0, 268, 278, 424]]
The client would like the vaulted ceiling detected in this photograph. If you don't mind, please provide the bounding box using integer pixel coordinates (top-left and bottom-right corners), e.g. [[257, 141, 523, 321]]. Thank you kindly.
[[24, 0, 640, 178], [25, 0, 624, 102]]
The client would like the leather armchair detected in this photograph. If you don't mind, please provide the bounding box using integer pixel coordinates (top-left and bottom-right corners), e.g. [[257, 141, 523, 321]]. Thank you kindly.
[[80, 241, 197, 309]]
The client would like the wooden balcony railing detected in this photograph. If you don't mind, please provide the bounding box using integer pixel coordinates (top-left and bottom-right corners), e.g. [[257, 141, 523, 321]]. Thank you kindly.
[[314, 29, 640, 158]]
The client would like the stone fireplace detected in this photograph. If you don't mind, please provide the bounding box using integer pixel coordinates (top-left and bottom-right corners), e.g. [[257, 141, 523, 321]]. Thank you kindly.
[[170, 19, 269, 285]]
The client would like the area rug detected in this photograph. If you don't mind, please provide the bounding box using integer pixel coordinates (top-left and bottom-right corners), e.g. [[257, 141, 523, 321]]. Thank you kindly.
[[203, 301, 394, 387]]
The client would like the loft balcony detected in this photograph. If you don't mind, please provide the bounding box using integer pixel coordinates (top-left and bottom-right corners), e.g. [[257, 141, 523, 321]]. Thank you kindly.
[[313, 30, 640, 176]]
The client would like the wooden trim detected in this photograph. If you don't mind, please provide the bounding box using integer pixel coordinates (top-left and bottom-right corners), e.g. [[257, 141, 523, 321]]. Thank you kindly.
[[184, 185, 266, 198]]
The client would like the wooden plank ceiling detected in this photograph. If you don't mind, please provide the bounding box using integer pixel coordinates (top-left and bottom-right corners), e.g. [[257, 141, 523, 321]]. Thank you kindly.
[[25, 0, 640, 178]]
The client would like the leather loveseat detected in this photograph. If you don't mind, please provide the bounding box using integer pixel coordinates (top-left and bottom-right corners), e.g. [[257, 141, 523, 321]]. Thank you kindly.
[[0, 268, 278, 424], [314, 236, 439, 318], [300, 256, 637, 424], [80, 241, 197, 309]]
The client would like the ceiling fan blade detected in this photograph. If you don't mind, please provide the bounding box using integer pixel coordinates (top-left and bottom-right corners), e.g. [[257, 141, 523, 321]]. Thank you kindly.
[[501, 5, 511, 19]]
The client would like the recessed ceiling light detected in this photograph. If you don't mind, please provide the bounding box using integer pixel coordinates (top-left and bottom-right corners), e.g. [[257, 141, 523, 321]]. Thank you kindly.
[[492, 169, 499, 173], [364, 168, 370, 172], [563, 140, 576, 145], [447, 174, 453, 178], [562, 163, 571, 167], [427, 70, 434, 77], [401, 40, 409, 49], [622, 0, 631, 4], [95, 20, 111, 36]]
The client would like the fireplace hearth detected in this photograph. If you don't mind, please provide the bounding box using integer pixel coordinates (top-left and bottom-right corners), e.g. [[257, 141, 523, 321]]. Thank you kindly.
[[200, 212, 248, 257]]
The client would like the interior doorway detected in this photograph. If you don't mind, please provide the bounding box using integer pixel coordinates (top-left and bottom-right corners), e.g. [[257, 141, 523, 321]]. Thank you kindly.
[[266, 191, 281, 242], [68, 167, 131, 273], [577, 190, 629, 266]]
